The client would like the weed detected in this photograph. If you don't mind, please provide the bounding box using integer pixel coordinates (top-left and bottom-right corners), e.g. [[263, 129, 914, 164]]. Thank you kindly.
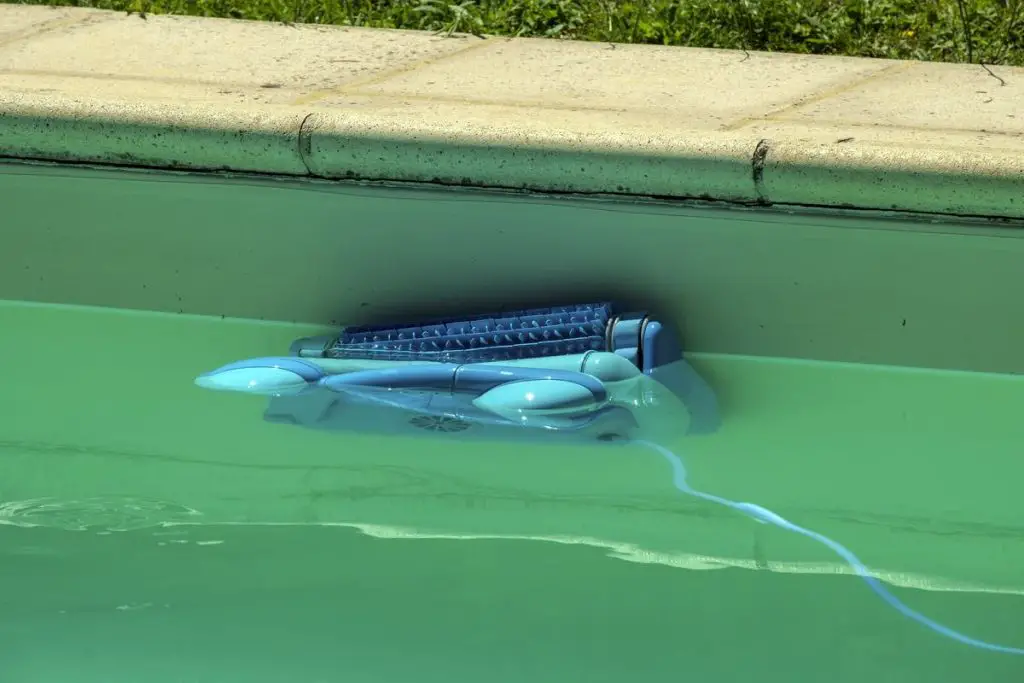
[[11, 0, 1023, 65]]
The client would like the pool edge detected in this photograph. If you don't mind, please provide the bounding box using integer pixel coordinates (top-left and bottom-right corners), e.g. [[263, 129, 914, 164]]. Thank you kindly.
[[1, 6, 1022, 222]]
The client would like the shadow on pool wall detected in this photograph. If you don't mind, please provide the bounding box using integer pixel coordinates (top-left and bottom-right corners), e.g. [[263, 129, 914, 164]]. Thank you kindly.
[[2, 161, 1024, 374]]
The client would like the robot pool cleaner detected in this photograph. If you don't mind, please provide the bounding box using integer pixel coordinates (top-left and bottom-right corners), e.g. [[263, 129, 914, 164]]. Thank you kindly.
[[195, 301, 1023, 656], [194, 303, 720, 444]]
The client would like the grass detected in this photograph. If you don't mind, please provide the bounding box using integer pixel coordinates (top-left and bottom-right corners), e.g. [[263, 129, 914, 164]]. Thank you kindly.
[[12, 0, 1024, 65]]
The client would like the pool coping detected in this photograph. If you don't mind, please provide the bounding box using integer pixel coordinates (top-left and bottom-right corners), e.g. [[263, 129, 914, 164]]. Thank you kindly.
[[1, 6, 1023, 221]]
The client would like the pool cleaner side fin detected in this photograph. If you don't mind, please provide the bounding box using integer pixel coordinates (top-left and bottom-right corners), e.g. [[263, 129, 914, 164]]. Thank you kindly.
[[193, 357, 325, 396]]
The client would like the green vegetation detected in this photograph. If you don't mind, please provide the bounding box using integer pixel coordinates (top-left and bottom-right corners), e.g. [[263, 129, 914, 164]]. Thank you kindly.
[[17, 0, 1024, 65]]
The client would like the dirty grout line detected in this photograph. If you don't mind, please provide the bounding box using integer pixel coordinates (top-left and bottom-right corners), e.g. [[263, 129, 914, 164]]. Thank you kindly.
[[305, 90, 636, 114], [721, 60, 917, 131], [0, 12, 115, 51], [290, 34, 499, 107], [734, 118, 1024, 140], [0, 68, 277, 91]]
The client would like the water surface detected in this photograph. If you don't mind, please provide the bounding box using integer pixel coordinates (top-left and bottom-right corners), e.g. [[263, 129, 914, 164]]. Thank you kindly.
[[1, 300, 1022, 681]]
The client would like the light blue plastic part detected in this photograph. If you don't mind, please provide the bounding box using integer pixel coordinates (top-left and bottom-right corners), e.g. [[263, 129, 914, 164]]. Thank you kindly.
[[472, 379, 602, 414], [194, 357, 325, 396]]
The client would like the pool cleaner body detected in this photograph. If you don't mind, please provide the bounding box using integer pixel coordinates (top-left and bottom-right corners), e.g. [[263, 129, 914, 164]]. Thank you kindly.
[[194, 303, 719, 443]]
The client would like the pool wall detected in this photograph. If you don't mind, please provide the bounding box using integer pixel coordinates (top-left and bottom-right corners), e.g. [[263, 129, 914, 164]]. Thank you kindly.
[[3, 162, 1024, 374]]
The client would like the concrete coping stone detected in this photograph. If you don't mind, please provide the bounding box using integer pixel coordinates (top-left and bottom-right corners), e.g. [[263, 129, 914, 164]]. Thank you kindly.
[[1, 6, 1022, 219]]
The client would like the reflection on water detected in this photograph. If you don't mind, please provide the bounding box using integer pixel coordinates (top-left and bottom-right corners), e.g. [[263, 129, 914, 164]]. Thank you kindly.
[[1, 300, 1024, 681], [0, 496, 202, 531], [3, 523, 1024, 683], [639, 439, 1024, 655]]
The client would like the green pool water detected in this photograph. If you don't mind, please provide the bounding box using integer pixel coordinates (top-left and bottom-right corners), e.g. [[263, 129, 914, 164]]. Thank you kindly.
[[1, 298, 1023, 681]]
